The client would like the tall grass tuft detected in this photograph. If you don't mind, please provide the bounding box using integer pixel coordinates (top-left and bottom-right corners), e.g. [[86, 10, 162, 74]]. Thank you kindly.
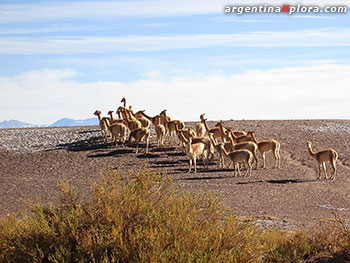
[[0, 168, 263, 263], [262, 230, 312, 262], [2, 167, 350, 262]]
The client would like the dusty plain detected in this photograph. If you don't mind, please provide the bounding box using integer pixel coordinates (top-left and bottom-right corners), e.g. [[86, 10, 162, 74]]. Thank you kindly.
[[1, 119, 350, 230]]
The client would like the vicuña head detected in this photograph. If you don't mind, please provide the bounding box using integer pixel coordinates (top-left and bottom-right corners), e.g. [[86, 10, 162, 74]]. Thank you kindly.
[[214, 120, 223, 127]]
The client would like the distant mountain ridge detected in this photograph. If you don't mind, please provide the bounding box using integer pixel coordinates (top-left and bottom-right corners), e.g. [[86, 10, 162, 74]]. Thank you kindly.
[[49, 117, 98, 127], [0, 117, 98, 129], [0, 120, 39, 129]]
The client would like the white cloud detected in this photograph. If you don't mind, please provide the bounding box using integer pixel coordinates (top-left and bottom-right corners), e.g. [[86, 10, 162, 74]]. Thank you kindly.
[[216, 17, 278, 23], [142, 22, 179, 28], [0, 24, 102, 34], [1, 27, 350, 54], [1, 62, 350, 124]]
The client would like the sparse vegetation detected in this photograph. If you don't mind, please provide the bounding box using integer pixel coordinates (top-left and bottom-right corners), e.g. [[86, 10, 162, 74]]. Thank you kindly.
[[1, 167, 350, 262]]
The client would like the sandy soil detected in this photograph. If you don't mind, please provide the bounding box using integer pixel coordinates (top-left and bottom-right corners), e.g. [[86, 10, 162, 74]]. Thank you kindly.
[[1, 120, 350, 231]]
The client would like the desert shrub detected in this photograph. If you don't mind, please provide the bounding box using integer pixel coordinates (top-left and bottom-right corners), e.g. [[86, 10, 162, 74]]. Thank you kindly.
[[3, 167, 350, 263], [262, 213, 350, 262], [262, 230, 312, 263], [0, 168, 264, 263], [307, 215, 350, 261]]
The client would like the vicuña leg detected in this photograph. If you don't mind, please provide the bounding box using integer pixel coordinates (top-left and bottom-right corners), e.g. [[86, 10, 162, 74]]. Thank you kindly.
[[262, 152, 266, 168], [318, 162, 327, 179], [330, 160, 337, 180], [274, 144, 281, 168], [244, 161, 252, 177]]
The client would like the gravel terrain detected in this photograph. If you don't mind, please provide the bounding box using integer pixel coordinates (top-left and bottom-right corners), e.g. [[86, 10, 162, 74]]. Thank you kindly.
[[2, 120, 350, 231]]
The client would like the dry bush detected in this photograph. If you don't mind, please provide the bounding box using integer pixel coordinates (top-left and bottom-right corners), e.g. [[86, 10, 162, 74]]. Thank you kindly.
[[306, 213, 350, 262], [0, 168, 263, 263], [262, 230, 312, 263], [2, 167, 350, 263]]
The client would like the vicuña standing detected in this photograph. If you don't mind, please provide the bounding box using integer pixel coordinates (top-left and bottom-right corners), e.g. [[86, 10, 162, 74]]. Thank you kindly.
[[196, 122, 206, 138], [226, 132, 259, 170], [126, 127, 150, 154], [108, 122, 127, 145], [219, 144, 253, 177], [248, 131, 280, 169], [160, 110, 185, 144], [175, 124, 214, 160], [131, 110, 150, 128], [117, 106, 142, 131], [208, 134, 225, 169], [94, 110, 111, 142], [199, 114, 222, 141], [177, 130, 209, 173], [154, 117, 166, 147], [138, 110, 162, 126], [216, 121, 247, 142], [108, 110, 124, 125], [306, 141, 338, 180]]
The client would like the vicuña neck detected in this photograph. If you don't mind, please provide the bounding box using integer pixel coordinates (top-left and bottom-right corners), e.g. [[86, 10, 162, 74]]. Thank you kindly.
[[178, 129, 188, 143], [250, 132, 258, 144], [218, 123, 225, 134], [141, 112, 154, 121], [307, 145, 316, 158], [202, 119, 210, 132], [161, 113, 169, 124]]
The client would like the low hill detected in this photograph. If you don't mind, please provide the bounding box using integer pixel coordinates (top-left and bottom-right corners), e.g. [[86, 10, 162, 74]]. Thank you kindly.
[[49, 117, 98, 127], [0, 119, 39, 129], [0, 118, 98, 129]]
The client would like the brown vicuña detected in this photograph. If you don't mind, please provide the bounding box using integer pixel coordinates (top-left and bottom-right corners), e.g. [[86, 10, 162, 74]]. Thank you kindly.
[[138, 110, 162, 126], [160, 110, 185, 144], [196, 122, 206, 137], [94, 110, 111, 142], [131, 110, 150, 128], [108, 122, 127, 146], [177, 129, 209, 173], [219, 145, 253, 177], [126, 127, 150, 154], [306, 141, 338, 180], [199, 114, 222, 141], [248, 131, 280, 169], [175, 124, 214, 160], [226, 132, 259, 170], [216, 120, 247, 142], [208, 134, 225, 168], [117, 106, 142, 131], [108, 110, 124, 125]]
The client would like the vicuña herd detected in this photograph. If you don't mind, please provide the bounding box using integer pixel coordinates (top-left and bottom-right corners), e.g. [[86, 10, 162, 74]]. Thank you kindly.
[[94, 97, 339, 180]]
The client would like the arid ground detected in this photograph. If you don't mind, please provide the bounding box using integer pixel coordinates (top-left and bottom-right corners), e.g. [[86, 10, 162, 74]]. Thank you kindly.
[[2, 119, 350, 230]]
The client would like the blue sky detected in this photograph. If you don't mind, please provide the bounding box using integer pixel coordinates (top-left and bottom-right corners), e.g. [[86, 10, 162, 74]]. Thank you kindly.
[[0, 0, 349, 125]]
